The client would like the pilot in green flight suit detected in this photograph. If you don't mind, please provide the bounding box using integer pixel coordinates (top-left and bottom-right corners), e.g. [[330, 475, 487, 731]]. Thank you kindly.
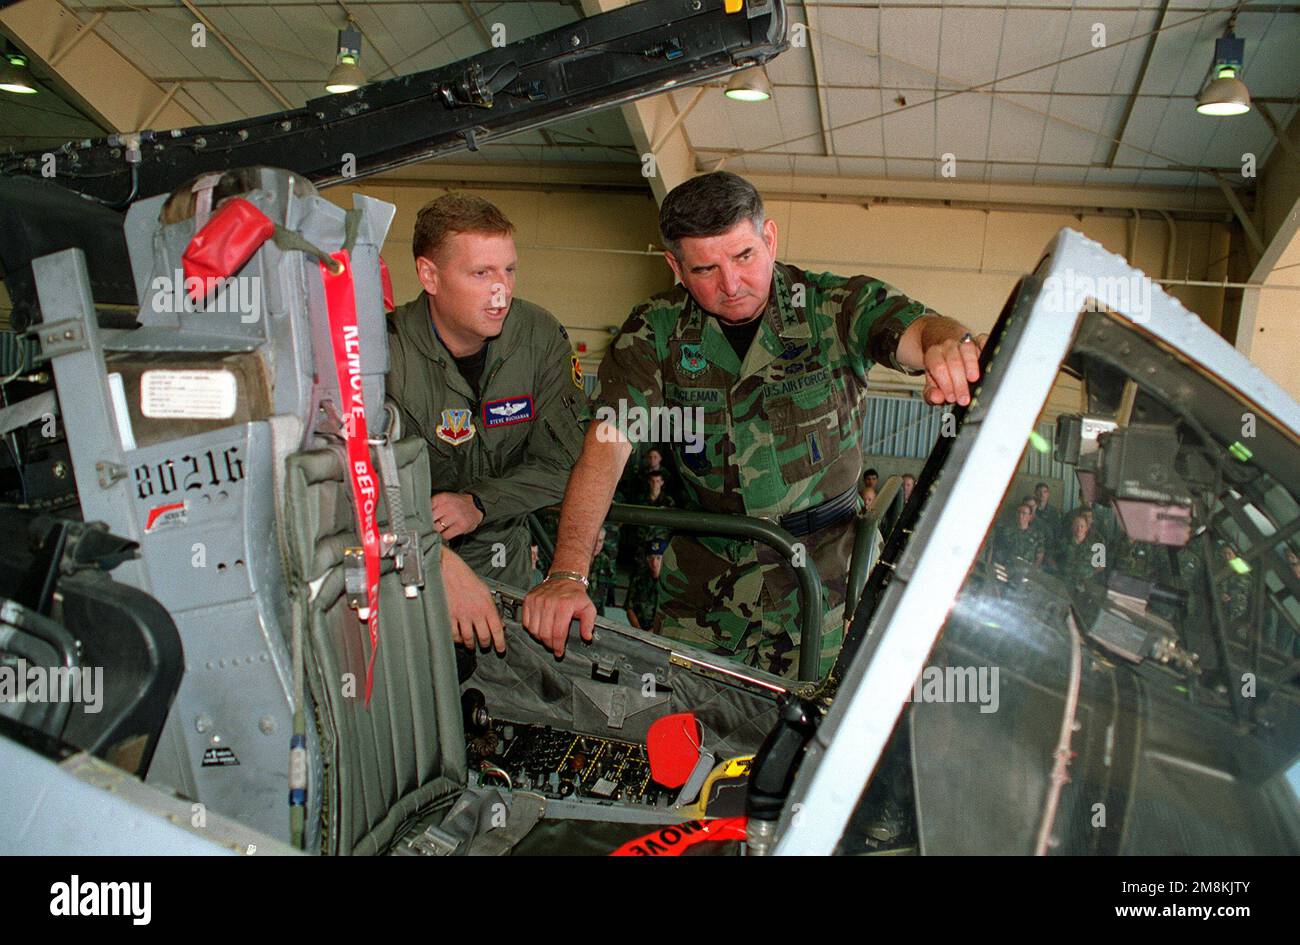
[[385, 194, 587, 592]]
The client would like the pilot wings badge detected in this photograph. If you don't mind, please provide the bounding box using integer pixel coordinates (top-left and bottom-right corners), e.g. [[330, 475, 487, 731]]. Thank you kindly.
[[482, 395, 534, 428], [435, 408, 476, 445]]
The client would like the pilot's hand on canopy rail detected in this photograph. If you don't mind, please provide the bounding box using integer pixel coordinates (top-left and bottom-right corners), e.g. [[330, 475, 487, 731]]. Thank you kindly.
[[897, 314, 988, 407], [440, 547, 505, 654]]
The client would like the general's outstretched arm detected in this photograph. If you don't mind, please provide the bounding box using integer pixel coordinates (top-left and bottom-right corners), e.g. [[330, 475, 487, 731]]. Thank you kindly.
[[896, 314, 987, 407], [521, 421, 633, 657]]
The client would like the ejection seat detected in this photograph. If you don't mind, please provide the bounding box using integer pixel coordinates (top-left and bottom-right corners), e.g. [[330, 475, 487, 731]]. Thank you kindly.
[[33, 166, 779, 855], [281, 434, 472, 854]]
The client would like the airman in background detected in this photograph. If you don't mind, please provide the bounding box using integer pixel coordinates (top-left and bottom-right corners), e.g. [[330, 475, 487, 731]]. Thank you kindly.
[[1033, 482, 1061, 541], [901, 473, 916, 504], [588, 526, 616, 616], [993, 501, 1045, 571], [626, 537, 666, 631], [1049, 509, 1104, 585], [1217, 542, 1252, 634]]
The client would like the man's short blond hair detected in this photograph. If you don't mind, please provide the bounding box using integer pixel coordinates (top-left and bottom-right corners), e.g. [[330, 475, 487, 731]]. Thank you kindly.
[[412, 193, 514, 261]]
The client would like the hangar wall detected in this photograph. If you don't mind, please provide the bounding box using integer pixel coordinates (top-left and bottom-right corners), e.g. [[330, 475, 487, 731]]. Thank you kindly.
[[1242, 258, 1300, 403], [323, 181, 674, 373], [326, 177, 1232, 400]]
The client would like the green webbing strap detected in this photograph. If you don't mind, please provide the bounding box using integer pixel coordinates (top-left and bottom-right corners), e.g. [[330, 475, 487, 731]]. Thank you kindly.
[[272, 226, 342, 273], [273, 208, 363, 273], [341, 208, 362, 256]]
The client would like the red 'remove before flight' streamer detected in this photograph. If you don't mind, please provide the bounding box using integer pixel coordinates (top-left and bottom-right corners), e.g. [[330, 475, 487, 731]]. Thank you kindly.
[[321, 251, 381, 705]]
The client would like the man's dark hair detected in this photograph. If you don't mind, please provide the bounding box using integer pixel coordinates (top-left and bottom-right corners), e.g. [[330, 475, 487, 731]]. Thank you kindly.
[[659, 171, 764, 259], [1035, 482, 1049, 491], [648, 470, 665, 481], [864, 468, 879, 478]]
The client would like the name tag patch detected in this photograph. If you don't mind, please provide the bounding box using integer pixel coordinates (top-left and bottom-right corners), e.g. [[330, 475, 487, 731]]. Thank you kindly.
[[664, 383, 725, 408], [483, 395, 534, 427]]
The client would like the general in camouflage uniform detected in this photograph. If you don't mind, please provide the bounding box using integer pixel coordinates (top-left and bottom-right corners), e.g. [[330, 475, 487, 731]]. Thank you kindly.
[[521, 172, 985, 679], [594, 266, 931, 677]]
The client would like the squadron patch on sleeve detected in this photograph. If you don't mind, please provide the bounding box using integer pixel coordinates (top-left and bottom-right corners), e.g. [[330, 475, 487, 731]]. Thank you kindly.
[[571, 355, 584, 389]]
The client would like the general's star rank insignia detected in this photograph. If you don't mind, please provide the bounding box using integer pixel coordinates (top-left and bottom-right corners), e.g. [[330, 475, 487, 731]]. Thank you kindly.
[[680, 343, 706, 376], [435, 408, 476, 445]]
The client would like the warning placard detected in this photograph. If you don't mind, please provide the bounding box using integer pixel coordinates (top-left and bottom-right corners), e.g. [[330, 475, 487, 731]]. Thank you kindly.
[[140, 370, 237, 420], [201, 747, 240, 767]]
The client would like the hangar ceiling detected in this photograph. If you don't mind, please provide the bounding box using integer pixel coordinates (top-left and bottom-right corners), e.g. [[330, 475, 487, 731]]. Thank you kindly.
[[0, 0, 1296, 211], [690, 1, 1300, 191]]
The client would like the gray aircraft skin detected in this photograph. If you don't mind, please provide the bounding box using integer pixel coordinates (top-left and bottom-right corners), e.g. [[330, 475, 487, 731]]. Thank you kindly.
[[2, 7, 1298, 856], [782, 229, 1300, 855]]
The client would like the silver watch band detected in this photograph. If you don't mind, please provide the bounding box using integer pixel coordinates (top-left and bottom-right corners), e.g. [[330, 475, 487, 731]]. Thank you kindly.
[[546, 570, 589, 589]]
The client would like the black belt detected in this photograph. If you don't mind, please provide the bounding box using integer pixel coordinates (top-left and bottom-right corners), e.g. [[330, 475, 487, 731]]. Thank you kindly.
[[776, 487, 858, 538]]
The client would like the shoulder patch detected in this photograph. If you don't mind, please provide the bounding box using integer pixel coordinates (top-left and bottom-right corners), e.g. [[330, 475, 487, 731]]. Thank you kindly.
[[571, 355, 584, 389]]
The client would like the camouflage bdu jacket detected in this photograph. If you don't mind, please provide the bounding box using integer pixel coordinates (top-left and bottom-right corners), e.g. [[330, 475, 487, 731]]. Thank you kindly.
[[1051, 536, 1103, 585], [594, 262, 929, 678], [993, 524, 1044, 570], [625, 564, 661, 630], [386, 294, 588, 589]]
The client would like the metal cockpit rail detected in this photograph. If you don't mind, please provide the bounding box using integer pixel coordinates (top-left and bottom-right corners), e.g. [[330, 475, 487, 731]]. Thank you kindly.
[[532, 502, 825, 681]]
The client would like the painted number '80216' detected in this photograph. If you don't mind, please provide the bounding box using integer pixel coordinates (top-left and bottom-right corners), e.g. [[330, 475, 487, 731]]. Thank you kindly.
[[132, 446, 245, 500]]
